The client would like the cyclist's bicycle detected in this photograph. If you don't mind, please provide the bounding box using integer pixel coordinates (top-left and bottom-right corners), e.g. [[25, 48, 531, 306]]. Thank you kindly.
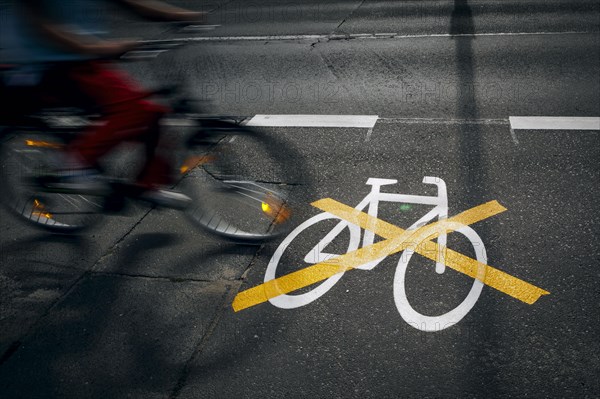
[[264, 177, 487, 331], [0, 43, 309, 244]]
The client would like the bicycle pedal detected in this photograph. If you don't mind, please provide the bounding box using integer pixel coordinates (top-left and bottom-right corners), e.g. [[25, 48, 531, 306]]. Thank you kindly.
[[103, 194, 127, 213], [109, 181, 144, 197]]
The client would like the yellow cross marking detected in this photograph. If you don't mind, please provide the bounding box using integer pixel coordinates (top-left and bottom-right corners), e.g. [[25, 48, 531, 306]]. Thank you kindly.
[[232, 199, 549, 312]]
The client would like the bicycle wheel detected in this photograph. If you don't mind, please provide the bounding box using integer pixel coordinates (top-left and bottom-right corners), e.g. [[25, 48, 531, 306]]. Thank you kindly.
[[264, 213, 361, 308], [177, 119, 310, 244], [393, 223, 486, 332], [0, 129, 104, 232]]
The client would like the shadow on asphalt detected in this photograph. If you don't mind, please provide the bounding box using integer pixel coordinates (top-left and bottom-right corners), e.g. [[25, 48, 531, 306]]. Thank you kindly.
[[0, 227, 268, 397], [451, 0, 500, 393], [0, 232, 93, 362]]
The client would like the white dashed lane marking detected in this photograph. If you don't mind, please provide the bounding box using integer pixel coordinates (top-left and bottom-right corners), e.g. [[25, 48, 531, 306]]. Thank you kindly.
[[509, 116, 600, 131], [245, 114, 379, 128]]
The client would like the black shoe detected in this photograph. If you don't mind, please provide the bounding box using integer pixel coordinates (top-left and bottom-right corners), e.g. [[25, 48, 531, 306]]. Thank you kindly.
[[138, 188, 192, 210], [43, 168, 110, 196]]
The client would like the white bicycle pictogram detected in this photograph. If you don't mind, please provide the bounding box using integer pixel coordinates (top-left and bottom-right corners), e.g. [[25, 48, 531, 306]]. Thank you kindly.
[[264, 177, 488, 332]]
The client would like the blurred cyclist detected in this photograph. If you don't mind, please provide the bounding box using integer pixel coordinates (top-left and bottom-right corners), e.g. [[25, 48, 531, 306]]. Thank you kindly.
[[0, 0, 204, 208]]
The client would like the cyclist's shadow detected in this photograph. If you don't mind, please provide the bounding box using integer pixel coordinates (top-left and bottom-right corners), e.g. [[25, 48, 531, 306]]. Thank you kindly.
[[0, 231, 267, 397], [103, 232, 271, 393]]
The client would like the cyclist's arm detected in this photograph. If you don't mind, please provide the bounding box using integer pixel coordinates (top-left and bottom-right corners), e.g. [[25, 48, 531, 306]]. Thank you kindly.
[[116, 0, 205, 21], [21, 0, 136, 57]]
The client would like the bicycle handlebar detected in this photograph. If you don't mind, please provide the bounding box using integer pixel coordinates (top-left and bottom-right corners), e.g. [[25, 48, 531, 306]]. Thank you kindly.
[[120, 41, 185, 60], [119, 23, 220, 60]]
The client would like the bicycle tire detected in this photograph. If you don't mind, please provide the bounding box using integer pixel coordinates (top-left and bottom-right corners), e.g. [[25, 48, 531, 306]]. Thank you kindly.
[[177, 119, 311, 244], [0, 128, 104, 233]]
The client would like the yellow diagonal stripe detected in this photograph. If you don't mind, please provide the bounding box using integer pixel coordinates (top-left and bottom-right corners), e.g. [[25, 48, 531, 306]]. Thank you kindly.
[[232, 199, 549, 312], [312, 199, 550, 305]]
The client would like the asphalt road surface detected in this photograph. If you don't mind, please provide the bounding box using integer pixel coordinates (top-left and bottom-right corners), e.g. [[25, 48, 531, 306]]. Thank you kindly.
[[1, 1, 599, 398]]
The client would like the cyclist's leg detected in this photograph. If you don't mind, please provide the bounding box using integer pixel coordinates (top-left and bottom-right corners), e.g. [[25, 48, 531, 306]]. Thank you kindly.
[[60, 61, 189, 206], [65, 61, 170, 178]]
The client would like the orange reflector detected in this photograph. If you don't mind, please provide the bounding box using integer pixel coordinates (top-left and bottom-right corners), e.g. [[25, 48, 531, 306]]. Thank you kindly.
[[180, 155, 215, 174], [261, 195, 291, 225], [32, 199, 53, 219], [25, 140, 63, 149]]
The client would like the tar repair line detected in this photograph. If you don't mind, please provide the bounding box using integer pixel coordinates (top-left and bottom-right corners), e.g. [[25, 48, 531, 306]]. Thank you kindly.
[[143, 31, 595, 43], [232, 199, 549, 312]]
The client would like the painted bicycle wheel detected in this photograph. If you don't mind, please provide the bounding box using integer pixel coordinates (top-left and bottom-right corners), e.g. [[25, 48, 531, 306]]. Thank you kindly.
[[264, 213, 361, 308], [393, 223, 486, 332]]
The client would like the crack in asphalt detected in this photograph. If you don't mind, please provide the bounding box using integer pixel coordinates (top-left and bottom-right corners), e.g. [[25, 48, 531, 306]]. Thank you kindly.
[[167, 280, 243, 399], [333, 0, 367, 34], [167, 237, 266, 398], [89, 270, 240, 284]]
